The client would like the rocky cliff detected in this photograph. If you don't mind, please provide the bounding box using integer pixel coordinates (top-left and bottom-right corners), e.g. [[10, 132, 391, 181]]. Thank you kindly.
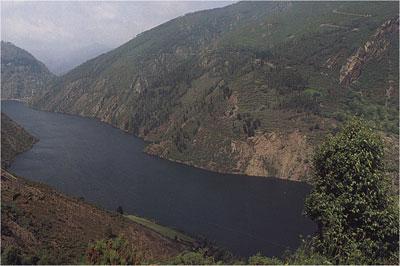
[[340, 17, 399, 86]]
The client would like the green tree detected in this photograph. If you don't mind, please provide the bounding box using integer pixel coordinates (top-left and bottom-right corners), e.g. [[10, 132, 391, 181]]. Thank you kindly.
[[116, 206, 124, 215], [304, 119, 399, 264]]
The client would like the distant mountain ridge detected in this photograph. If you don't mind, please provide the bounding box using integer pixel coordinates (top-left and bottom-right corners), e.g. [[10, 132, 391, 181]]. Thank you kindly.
[[37, 42, 112, 75], [1, 41, 55, 100], [23, 1, 399, 180]]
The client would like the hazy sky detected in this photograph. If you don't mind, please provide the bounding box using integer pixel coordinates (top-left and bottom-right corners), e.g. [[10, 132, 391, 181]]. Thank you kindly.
[[1, 1, 233, 72]]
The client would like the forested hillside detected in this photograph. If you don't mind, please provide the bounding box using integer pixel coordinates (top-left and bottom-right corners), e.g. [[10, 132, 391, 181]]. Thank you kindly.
[[30, 1, 399, 180]]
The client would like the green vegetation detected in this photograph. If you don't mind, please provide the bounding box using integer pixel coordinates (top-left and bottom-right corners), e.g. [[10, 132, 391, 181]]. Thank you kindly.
[[246, 120, 399, 265], [126, 215, 194, 244], [85, 236, 144, 265], [166, 250, 216, 265], [30, 1, 398, 181], [1, 246, 27, 265], [232, 120, 399, 265], [304, 119, 399, 264], [248, 252, 283, 265], [1, 41, 55, 99], [2, 1, 399, 264], [1, 171, 182, 265], [120, 121, 400, 266], [2, 120, 398, 265]]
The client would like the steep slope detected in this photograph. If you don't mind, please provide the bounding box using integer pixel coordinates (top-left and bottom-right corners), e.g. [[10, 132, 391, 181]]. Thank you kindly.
[[1, 112, 38, 168], [31, 1, 399, 180], [0, 113, 184, 264], [1, 170, 183, 264], [1, 41, 55, 100]]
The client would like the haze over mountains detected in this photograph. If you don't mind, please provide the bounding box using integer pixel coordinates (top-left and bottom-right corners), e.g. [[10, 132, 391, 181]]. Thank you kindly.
[[30, 43, 113, 75], [1, 1, 399, 182], [1, 1, 399, 264], [1, 1, 232, 74]]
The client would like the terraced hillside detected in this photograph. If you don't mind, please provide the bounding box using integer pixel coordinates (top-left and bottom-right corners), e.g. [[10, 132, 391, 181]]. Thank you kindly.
[[30, 1, 399, 180], [1, 41, 55, 100]]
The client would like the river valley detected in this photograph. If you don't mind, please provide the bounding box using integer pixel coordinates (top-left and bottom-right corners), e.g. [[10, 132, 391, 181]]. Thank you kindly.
[[2, 100, 315, 258]]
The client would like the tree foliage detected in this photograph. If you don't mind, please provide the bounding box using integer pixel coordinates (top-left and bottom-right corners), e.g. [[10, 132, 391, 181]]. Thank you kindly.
[[85, 236, 144, 265], [167, 250, 216, 265], [304, 119, 399, 264], [248, 252, 283, 265]]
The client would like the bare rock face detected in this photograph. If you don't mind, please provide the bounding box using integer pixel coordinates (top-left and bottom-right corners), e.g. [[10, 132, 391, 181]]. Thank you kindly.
[[231, 131, 312, 180], [339, 17, 399, 87]]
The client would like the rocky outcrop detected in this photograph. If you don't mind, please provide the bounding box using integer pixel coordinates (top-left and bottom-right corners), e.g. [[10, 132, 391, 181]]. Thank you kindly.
[[231, 131, 312, 180], [339, 17, 399, 87]]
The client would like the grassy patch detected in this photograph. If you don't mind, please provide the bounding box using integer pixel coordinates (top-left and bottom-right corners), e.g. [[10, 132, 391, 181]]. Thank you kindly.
[[126, 215, 194, 244]]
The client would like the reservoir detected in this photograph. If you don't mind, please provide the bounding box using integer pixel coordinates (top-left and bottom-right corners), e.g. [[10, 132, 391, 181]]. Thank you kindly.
[[2, 100, 315, 258]]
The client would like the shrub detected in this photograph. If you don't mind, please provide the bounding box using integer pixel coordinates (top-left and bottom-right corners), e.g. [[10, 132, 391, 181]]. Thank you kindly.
[[1, 246, 22, 265], [167, 250, 215, 265], [284, 239, 331, 265], [85, 236, 144, 265], [248, 252, 282, 265]]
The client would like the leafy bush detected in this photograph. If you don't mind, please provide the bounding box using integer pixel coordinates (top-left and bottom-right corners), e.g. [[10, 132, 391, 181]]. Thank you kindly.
[[1, 246, 22, 265], [304, 119, 399, 264], [248, 252, 282, 265], [167, 250, 215, 265], [85, 236, 144, 265], [284, 239, 331, 265]]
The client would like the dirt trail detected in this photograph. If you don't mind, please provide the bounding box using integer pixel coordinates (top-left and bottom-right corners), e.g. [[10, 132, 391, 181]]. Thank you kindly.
[[333, 9, 371, 18], [320, 23, 349, 29]]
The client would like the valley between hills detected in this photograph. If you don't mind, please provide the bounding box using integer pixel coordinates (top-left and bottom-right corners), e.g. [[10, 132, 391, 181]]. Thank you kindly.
[[2, 1, 399, 182], [1, 1, 399, 265]]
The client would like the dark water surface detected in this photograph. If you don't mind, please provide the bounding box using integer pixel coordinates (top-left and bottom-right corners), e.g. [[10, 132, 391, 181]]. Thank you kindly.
[[2, 100, 315, 257]]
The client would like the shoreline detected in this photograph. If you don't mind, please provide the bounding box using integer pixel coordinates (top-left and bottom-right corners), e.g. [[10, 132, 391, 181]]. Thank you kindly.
[[3, 99, 306, 184]]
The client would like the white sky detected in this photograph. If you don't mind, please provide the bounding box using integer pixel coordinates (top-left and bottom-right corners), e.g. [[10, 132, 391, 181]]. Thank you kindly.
[[1, 1, 233, 71]]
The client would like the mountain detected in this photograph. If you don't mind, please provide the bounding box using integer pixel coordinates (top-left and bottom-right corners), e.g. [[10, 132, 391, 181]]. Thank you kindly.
[[1, 41, 55, 100], [30, 1, 399, 181], [1, 113, 38, 168]]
